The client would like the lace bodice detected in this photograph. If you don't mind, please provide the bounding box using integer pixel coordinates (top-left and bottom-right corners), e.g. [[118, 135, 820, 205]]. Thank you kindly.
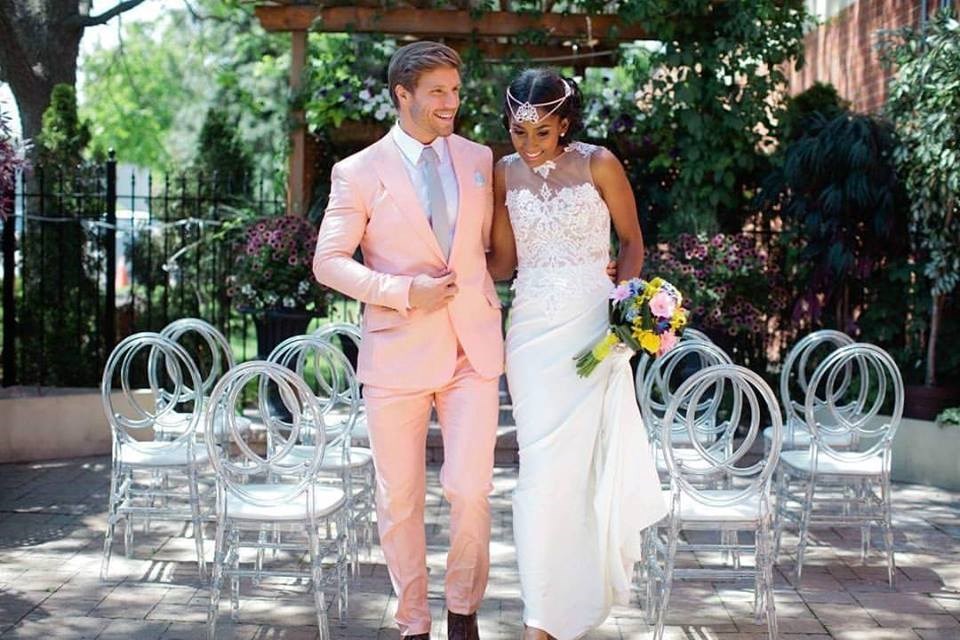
[[503, 141, 613, 316]]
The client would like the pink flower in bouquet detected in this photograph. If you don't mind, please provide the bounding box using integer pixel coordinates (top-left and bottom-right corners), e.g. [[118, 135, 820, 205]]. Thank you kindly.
[[648, 290, 676, 317], [610, 283, 632, 303], [657, 331, 678, 356]]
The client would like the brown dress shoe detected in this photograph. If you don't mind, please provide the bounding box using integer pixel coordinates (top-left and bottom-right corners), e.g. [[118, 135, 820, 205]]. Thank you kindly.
[[447, 611, 479, 640]]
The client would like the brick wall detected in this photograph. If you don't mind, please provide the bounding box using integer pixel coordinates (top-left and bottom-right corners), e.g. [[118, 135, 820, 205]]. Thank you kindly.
[[786, 0, 959, 113]]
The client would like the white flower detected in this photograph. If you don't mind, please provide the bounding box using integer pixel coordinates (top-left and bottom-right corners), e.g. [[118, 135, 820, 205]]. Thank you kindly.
[[297, 280, 311, 294], [241, 284, 255, 296], [358, 89, 371, 101], [283, 296, 297, 308]]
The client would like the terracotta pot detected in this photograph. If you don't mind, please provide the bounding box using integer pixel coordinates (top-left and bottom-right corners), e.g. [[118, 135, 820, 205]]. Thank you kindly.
[[903, 384, 960, 421]]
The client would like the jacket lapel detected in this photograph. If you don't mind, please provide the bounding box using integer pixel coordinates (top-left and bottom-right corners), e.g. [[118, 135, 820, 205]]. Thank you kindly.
[[446, 135, 470, 266], [372, 136, 446, 262]]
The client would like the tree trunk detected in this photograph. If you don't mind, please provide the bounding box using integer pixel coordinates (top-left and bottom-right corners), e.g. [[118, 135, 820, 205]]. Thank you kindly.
[[0, 1, 85, 145], [926, 292, 943, 387], [0, 1, 144, 147]]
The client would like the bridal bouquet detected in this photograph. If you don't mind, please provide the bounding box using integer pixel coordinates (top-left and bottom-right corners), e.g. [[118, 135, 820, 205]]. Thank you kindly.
[[575, 277, 688, 377]]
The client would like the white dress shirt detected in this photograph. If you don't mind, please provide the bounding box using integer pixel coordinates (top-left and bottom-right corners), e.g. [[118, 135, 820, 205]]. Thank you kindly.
[[391, 124, 459, 247]]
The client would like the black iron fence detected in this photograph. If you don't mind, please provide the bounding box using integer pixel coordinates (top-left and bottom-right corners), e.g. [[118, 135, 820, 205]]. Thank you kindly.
[[1, 152, 351, 388]]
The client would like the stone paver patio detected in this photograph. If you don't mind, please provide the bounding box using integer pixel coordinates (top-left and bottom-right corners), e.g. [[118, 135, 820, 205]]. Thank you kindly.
[[0, 454, 959, 639]]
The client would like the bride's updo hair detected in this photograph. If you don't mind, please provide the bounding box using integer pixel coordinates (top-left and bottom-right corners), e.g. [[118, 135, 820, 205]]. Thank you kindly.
[[502, 68, 584, 142]]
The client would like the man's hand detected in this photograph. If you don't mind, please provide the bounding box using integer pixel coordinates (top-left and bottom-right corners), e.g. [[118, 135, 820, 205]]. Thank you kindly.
[[409, 271, 458, 312]]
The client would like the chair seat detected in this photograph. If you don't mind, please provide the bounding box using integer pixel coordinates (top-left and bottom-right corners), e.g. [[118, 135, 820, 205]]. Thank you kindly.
[[321, 410, 369, 445], [155, 412, 251, 436], [350, 416, 369, 445], [225, 484, 346, 521], [656, 448, 719, 473], [118, 441, 208, 467], [780, 449, 883, 475], [662, 428, 716, 446], [285, 445, 373, 470], [665, 489, 764, 523], [762, 425, 854, 448]]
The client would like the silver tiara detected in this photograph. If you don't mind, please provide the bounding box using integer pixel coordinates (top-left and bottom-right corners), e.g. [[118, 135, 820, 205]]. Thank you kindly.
[[506, 79, 572, 124]]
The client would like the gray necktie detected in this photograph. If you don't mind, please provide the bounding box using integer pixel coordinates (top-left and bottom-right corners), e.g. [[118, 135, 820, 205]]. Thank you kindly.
[[420, 146, 451, 259]]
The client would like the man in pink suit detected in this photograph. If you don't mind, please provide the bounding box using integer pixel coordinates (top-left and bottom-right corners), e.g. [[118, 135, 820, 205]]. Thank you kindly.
[[313, 41, 503, 640]]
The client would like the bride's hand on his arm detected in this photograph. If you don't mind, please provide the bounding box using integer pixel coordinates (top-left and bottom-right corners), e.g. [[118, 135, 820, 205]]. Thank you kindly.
[[606, 260, 618, 283]]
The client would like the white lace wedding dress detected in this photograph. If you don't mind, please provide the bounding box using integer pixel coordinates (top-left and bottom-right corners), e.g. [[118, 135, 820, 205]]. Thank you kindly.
[[504, 142, 667, 639]]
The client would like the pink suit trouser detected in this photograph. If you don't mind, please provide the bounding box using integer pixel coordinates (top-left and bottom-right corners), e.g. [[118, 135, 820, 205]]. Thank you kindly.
[[363, 346, 500, 636]]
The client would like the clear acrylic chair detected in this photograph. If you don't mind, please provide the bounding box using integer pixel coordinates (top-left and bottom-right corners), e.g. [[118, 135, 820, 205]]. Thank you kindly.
[[205, 360, 349, 640], [267, 332, 371, 576], [154, 318, 250, 443], [639, 339, 736, 478], [644, 364, 783, 640], [634, 326, 713, 407], [763, 329, 856, 454], [313, 322, 369, 446], [634, 340, 736, 594], [774, 343, 903, 587], [100, 332, 208, 580], [312, 322, 376, 564]]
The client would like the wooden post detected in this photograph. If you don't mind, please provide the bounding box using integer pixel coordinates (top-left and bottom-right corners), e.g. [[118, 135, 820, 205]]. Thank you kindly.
[[288, 30, 309, 217]]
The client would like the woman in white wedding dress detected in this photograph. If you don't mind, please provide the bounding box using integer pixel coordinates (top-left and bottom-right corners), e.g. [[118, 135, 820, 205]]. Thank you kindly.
[[487, 69, 668, 640]]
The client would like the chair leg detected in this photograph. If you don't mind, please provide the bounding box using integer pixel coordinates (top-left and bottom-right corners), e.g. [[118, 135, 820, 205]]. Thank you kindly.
[[189, 467, 206, 578], [761, 521, 778, 639], [859, 478, 871, 564], [307, 524, 331, 640], [642, 528, 658, 625], [338, 511, 350, 621], [120, 470, 135, 559], [795, 471, 816, 583], [100, 466, 121, 581], [229, 529, 240, 621], [653, 518, 679, 640], [254, 525, 267, 585], [881, 475, 896, 589], [773, 466, 787, 561], [207, 519, 227, 640]]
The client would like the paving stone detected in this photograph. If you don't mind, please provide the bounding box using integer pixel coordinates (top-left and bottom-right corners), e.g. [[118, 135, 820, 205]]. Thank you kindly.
[[1, 456, 959, 639]]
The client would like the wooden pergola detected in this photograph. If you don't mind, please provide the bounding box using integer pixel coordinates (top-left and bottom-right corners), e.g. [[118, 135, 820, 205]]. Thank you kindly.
[[253, 3, 651, 216]]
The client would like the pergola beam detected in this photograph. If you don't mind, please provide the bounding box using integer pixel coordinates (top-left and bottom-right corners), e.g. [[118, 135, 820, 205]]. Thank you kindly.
[[254, 6, 649, 41]]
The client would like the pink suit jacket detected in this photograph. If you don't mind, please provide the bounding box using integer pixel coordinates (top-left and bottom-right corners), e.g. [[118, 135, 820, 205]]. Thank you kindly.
[[313, 132, 504, 390]]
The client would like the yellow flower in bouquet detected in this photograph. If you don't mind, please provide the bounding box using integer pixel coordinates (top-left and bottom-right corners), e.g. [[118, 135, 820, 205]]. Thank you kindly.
[[574, 277, 689, 377]]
